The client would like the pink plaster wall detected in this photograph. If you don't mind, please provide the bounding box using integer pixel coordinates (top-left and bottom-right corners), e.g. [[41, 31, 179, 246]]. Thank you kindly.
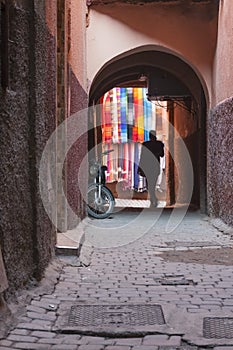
[[174, 104, 199, 206], [69, 0, 87, 92], [212, 1, 233, 105], [67, 1, 88, 228], [87, 2, 218, 104], [46, 0, 57, 37]]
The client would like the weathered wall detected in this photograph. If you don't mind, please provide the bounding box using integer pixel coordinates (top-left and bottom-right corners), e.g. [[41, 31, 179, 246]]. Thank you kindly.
[[207, 98, 233, 226], [0, 0, 57, 295], [173, 103, 199, 206], [87, 2, 218, 105], [33, 0, 57, 276], [207, 1, 233, 226], [0, 1, 34, 293], [212, 1, 233, 106], [66, 0, 88, 228]]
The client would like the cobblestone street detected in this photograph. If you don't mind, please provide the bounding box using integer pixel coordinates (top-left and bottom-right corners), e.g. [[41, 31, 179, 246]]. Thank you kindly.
[[1, 209, 233, 350]]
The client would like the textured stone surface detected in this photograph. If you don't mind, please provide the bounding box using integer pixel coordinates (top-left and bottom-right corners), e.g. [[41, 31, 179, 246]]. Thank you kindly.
[[67, 68, 88, 229], [1, 211, 233, 348], [0, 0, 88, 296], [0, 246, 8, 293], [0, 0, 56, 294], [208, 97, 233, 227], [0, 1, 37, 293]]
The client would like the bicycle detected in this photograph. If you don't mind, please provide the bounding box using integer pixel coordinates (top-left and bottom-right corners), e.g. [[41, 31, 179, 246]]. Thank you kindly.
[[87, 149, 115, 219]]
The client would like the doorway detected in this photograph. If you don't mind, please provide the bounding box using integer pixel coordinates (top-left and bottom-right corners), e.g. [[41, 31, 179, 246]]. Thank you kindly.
[[88, 50, 207, 212], [96, 86, 168, 208]]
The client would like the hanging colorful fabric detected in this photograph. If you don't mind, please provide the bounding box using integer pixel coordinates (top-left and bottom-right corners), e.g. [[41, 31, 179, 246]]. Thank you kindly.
[[137, 88, 144, 143], [102, 91, 112, 143], [111, 88, 119, 144], [132, 87, 139, 142], [120, 87, 128, 143], [127, 87, 134, 142], [116, 87, 121, 143]]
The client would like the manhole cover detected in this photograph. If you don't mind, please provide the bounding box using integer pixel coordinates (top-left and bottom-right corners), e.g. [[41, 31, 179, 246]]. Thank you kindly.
[[203, 317, 233, 339], [68, 304, 165, 327]]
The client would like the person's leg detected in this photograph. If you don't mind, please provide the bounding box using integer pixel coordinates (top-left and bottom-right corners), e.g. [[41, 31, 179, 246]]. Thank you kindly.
[[147, 175, 157, 206], [156, 160, 164, 192]]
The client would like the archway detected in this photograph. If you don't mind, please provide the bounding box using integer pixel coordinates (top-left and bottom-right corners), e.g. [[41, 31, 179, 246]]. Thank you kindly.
[[88, 48, 207, 212]]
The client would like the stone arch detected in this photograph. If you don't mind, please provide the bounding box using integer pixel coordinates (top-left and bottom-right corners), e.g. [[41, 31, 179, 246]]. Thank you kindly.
[[89, 45, 208, 107], [88, 47, 207, 212]]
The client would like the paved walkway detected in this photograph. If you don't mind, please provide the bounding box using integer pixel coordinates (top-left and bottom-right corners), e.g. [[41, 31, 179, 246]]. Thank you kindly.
[[1, 208, 233, 350]]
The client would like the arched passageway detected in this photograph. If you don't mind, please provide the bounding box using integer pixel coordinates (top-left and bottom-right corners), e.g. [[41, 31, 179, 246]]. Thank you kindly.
[[88, 48, 207, 213]]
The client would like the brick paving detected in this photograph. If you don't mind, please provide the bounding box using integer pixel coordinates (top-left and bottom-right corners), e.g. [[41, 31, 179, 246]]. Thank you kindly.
[[1, 210, 233, 349]]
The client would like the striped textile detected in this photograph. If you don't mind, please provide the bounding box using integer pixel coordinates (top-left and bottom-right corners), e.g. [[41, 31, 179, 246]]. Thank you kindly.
[[120, 87, 128, 143], [127, 87, 134, 141], [111, 89, 119, 144], [116, 87, 121, 143], [101, 87, 163, 190], [102, 87, 158, 144], [137, 88, 144, 142], [102, 92, 112, 143]]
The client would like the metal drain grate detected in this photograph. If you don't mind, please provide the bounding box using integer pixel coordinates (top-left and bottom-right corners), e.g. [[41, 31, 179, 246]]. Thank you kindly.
[[68, 304, 165, 327], [203, 317, 233, 339]]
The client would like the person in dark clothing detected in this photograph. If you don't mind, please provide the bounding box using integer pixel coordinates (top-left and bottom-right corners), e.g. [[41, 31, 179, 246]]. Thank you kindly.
[[138, 130, 164, 207]]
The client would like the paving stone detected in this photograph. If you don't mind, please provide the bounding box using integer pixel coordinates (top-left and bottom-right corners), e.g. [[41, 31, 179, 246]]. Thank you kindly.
[[159, 346, 198, 349], [7, 335, 37, 343], [143, 335, 169, 345], [14, 343, 50, 349], [51, 346, 77, 350], [17, 323, 51, 331], [77, 336, 104, 345], [27, 312, 57, 321], [132, 346, 159, 350], [26, 305, 46, 314], [166, 336, 182, 346], [38, 338, 65, 345], [9, 329, 29, 336], [85, 336, 109, 344], [3, 212, 233, 349], [30, 331, 56, 338], [78, 346, 105, 350], [105, 346, 131, 350], [114, 338, 142, 345], [0, 340, 12, 347]]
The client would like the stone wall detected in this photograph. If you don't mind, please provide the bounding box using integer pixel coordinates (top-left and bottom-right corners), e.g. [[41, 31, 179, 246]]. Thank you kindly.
[[66, 68, 88, 228], [208, 1, 233, 226], [32, 0, 57, 277], [207, 97, 233, 227], [0, 0, 88, 295], [0, 0, 56, 295]]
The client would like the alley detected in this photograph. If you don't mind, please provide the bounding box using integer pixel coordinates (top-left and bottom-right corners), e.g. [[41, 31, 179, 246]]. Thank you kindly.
[[1, 210, 233, 350]]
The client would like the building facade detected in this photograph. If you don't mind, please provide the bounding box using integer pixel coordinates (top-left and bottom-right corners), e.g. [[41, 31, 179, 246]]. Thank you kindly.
[[0, 0, 232, 306], [0, 0, 88, 298]]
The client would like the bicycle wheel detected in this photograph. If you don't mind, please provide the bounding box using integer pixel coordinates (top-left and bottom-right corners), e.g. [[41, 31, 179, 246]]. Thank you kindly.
[[87, 184, 115, 219]]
